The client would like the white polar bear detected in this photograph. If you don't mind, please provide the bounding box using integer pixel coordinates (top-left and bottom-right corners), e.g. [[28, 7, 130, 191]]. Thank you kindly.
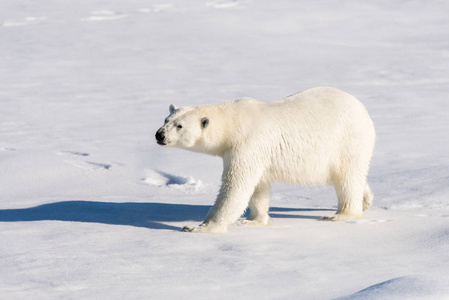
[[155, 87, 375, 233]]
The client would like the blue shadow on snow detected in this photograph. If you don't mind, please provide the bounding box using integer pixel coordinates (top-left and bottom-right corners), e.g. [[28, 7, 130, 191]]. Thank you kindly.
[[0, 201, 335, 230], [0, 201, 211, 231]]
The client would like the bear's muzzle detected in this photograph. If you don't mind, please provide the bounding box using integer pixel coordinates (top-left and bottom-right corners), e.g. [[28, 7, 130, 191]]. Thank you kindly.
[[155, 129, 166, 145]]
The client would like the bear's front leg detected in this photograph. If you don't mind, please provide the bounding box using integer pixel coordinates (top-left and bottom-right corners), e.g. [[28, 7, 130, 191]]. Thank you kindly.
[[182, 156, 263, 233]]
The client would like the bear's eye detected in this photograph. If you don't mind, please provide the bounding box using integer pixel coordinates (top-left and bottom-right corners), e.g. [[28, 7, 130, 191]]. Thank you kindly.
[[201, 117, 209, 128], [177, 125, 183, 129], [164, 119, 169, 124]]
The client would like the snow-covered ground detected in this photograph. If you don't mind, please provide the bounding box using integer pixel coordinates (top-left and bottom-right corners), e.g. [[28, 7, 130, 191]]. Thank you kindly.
[[1, 0, 449, 299]]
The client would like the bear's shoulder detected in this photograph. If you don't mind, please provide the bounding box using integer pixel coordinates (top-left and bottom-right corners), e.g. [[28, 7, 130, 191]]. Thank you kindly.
[[233, 97, 258, 104], [230, 97, 264, 110]]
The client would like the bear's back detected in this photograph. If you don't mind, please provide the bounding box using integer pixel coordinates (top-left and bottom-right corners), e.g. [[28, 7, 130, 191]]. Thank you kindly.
[[245, 87, 375, 184]]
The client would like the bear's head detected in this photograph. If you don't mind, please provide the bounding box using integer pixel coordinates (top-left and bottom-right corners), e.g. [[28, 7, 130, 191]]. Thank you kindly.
[[155, 104, 212, 152]]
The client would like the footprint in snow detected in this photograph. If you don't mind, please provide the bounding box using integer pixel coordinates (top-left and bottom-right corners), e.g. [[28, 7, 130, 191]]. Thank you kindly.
[[143, 170, 204, 194], [65, 160, 113, 171], [58, 151, 89, 157], [58, 151, 113, 171], [82, 11, 128, 22], [85, 161, 112, 170]]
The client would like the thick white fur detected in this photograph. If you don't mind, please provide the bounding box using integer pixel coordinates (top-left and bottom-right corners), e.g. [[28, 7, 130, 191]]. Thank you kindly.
[[156, 87, 376, 233]]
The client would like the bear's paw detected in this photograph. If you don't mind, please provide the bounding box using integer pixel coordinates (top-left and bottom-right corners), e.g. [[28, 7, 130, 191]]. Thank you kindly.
[[241, 217, 272, 226], [321, 213, 363, 222], [181, 222, 227, 234]]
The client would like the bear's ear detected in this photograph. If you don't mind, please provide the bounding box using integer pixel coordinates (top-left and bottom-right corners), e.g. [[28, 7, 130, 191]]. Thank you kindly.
[[201, 117, 209, 129], [169, 104, 177, 113]]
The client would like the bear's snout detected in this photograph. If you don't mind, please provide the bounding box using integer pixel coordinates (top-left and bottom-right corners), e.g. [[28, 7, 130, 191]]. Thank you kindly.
[[155, 129, 166, 145]]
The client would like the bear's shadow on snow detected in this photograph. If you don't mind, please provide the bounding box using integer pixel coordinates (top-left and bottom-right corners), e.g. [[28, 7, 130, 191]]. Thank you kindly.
[[0, 201, 334, 230], [270, 207, 335, 220]]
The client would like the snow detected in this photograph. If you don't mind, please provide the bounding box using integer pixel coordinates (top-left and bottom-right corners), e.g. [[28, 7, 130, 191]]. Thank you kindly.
[[1, 0, 449, 299]]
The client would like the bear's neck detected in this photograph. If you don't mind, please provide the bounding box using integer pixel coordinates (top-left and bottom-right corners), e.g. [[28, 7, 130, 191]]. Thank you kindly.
[[196, 103, 237, 157]]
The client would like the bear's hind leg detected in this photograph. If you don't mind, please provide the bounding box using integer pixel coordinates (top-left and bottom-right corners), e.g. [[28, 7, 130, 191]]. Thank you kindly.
[[323, 176, 365, 221], [363, 183, 373, 211], [242, 182, 272, 226]]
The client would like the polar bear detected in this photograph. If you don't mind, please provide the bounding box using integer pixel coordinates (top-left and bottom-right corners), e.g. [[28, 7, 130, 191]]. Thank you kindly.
[[155, 87, 375, 233]]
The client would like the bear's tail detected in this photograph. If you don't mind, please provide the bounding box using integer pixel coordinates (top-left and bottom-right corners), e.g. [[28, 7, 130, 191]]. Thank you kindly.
[[363, 183, 373, 211]]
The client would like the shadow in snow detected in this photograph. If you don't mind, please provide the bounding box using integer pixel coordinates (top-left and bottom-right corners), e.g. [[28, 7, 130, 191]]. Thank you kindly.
[[0, 201, 211, 231], [334, 276, 449, 300], [270, 207, 335, 212], [270, 213, 324, 220], [0, 201, 335, 230], [157, 170, 193, 185], [270, 207, 335, 220]]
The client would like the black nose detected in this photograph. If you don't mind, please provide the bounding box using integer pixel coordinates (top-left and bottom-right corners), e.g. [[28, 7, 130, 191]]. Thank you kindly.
[[155, 129, 165, 143]]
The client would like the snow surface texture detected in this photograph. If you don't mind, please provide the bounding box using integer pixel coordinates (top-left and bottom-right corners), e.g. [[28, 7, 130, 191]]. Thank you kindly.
[[1, 0, 448, 299]]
